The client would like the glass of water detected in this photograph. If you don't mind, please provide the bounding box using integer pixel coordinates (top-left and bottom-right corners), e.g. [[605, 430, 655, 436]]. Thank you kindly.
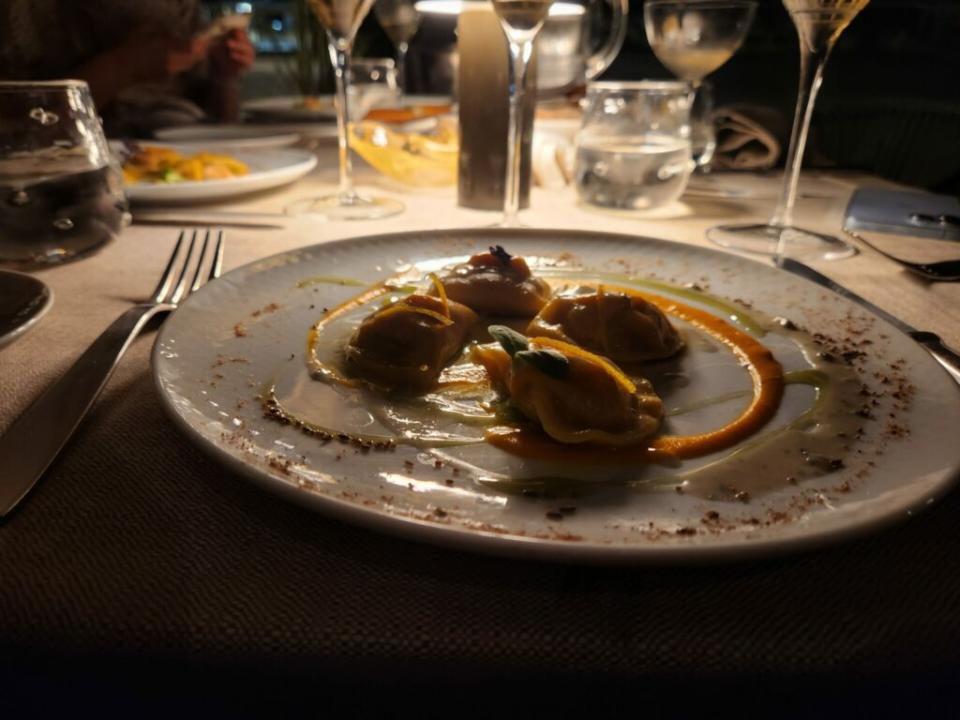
[[349, 57, 400, 119], [574, 81, 694, 212], [0, 80, 128, 265]]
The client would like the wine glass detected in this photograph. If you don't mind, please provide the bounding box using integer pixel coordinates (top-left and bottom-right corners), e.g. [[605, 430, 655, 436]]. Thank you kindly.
[[374, 0, 420, 102], [644, 0, 757, 169], [490, 0, 556, 227], [291, 0, 404, 220], [707, 0, 870, 261]]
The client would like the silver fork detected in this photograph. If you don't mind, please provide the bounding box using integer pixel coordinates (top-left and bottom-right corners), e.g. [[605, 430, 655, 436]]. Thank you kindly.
[[844, 229, 960, 282], [0, 229, 224, 519]]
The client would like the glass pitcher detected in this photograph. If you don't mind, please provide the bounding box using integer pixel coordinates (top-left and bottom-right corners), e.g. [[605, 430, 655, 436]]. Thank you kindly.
[[574, 81, 695, 211], [413, 0, 628, 95], [536, 0, 629, 96]]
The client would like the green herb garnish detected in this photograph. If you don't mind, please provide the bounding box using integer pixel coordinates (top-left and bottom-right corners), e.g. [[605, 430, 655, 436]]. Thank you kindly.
[[488, 325, 529, 357], [515, 348, 570, 379]]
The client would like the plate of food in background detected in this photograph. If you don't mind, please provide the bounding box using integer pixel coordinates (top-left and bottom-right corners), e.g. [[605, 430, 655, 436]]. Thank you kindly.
[[121, 145, 317, 203], [242, 95, 339, 122]]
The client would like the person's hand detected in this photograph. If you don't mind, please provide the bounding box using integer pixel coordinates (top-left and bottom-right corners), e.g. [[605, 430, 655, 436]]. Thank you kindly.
[[114, 32, 209, 83], [209, 29, 256, 78]]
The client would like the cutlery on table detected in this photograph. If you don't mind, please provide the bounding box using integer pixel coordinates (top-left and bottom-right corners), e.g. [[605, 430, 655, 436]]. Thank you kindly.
[[0, 229, 224, 519], [777, 257, 960, 384], [132, 211, 285, 230], [844, 229, 960, 282]]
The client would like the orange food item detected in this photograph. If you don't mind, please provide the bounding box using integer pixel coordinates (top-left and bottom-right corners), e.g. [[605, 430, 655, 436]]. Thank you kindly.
[[364, 104, 452, 124], [432, 246, 552, 316], [345, 294, 478, 392], [528, 286, 684, 362], [484, 286, 785, 462]]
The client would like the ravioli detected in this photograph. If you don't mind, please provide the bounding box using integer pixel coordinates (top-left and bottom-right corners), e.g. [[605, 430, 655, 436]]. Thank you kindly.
[[527, 286, 684, 362], [474, 326, 664, 446], [345, 292, 478, 392], [431, 245, 552, 316]]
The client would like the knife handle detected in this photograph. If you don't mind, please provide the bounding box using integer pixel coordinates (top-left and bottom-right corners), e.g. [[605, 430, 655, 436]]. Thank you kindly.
[[0, 304, 168, 518], [910, 331, 960, 385]]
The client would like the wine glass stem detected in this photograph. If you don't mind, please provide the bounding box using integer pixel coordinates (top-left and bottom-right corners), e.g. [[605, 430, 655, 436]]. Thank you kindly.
[[503, 38, 533, 228], [397, 42, 409, 102], [772, 43, 831, 256], [327, 34, 356, 202]]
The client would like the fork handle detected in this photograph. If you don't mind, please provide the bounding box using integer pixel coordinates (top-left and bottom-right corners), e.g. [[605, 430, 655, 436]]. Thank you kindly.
[[0, 303, 171, 518]]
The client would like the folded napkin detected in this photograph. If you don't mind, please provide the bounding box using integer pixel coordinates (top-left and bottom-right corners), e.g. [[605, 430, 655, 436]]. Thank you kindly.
[[710, 104, 785, 171]]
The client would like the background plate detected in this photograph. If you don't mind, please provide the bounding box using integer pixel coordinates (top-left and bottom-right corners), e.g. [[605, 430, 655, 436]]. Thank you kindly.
[[152, 229, 960, 563], [125, 148, 317, 204], [151, 125, 302, 149]]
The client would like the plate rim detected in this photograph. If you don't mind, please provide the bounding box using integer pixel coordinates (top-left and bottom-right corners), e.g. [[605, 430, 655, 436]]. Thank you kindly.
[[150, 128, 303, 148], [151, 227, 960, 564], [0, 270, 53, 349]]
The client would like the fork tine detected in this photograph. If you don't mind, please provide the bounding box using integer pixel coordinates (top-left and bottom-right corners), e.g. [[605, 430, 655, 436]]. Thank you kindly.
[[188, 229, 211, 293], [209, 229, 224, 280], [150, 230, 186, 302], [167, 230, 198, 305]]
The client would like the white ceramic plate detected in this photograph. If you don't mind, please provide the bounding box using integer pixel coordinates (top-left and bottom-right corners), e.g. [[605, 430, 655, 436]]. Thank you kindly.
[[125, 148, 317, 204], [152, 125, 302, 149], [243, 95, 338, 122], [152, 229, 960, 563]]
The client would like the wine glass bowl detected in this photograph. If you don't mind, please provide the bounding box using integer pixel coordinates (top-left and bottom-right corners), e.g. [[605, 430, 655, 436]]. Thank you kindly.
[[374, 0, 421, 100], [293, 0, 404, 220], [644, 1, 756, 169], [644, 0, 757, 83]]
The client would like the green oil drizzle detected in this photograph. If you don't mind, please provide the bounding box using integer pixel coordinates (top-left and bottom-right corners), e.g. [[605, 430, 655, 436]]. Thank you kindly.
[[297, 276, 369, 288]]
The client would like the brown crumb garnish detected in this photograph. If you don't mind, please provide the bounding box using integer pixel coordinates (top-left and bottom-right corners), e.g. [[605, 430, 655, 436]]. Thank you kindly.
[[233, 323, 247, 337], [251, 302, 282, 318]]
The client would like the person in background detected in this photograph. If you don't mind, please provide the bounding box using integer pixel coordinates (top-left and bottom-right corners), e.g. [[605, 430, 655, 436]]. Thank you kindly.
[[0, 0, 255, 137]]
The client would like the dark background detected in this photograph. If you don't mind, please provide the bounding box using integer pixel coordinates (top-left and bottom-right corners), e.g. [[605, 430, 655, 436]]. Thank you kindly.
[[233, 0, 960, 189]]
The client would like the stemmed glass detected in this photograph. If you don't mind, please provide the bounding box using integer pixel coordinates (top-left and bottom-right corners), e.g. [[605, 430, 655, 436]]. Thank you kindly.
[[644, 1, 757, 170], [707, 0, 871, 260], [292, 0, 404, 220], [374, 0, 420, 102], [490, 0, 556, 227]]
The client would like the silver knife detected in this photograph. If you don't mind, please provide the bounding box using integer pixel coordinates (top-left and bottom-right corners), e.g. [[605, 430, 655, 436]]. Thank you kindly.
[[778, 257, 960, 384], [132, 211, 285, 230]]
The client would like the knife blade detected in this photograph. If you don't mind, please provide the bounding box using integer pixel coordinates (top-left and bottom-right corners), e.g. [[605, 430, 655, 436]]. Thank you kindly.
[[132, 212, 285, 230], [777, 258, 960, 384]]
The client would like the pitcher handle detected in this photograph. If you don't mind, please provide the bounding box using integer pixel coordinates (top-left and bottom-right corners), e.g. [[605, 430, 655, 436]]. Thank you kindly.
[[585, 0, 629, 81]]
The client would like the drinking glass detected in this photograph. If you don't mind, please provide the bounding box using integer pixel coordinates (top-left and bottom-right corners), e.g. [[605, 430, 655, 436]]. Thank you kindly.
[[707, 0, 870, 261], [350, 57, 400, 118], [490, 0, 556, 227], [293, 0, 404, 220], [644, 0, 756, 169], [0, 81, 128, 265], [374, 0, 421, 101], [574, 81, 695, 211]]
